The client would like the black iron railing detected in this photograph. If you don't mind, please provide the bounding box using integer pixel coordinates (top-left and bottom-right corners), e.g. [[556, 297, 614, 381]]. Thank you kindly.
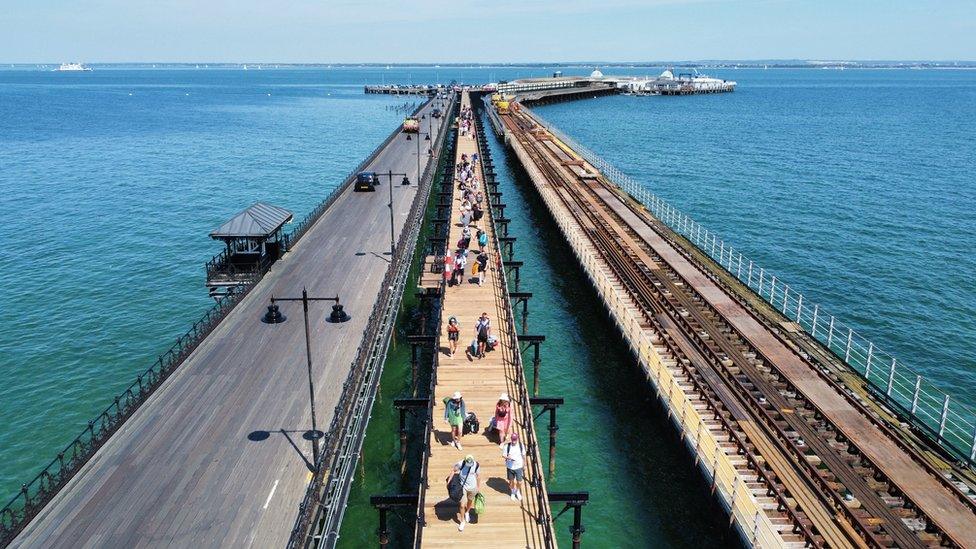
[[0, 282, 253, 546], [204, 249, 271, 284], [470, 105, 556, 546], [286, 95, 456, 549], [410, 120, 458, 549], [0, 96, 449, 549]]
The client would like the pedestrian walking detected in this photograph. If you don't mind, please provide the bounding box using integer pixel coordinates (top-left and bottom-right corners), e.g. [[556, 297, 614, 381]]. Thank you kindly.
[[447, 316, 460, 357], [476, 251, 488, 286], [443, 251, 455, 286], [500, 433, 526, 502], [443, 391, 466, 450], [446, 455, 480, 531], [475, 313, 490, 358], [453, 252, 467, 285], [493, 393, 512, 442]]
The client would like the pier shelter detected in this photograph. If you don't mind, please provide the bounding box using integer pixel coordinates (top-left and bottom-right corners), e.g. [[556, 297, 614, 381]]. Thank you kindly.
[[206, 201, 292, 288]]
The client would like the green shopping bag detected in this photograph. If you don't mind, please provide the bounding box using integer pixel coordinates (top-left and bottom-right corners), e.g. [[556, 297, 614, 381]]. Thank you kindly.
[[474, 492, 486, 515]]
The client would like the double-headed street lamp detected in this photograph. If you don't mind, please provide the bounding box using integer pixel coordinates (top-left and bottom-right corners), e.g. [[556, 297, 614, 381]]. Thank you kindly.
[[406, 128, 431, 187], [261, 289, 350, 470], [375, 171, 410, 258]]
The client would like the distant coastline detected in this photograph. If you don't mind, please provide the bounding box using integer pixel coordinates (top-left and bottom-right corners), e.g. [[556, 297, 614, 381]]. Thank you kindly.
[[2, 60, 976, 70]]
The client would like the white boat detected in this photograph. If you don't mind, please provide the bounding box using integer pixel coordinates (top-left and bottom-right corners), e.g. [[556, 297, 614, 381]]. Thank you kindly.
[[55, 63, 92, 72]]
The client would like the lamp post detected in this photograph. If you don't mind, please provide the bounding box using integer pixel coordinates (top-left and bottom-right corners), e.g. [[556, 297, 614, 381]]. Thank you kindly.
[[376, 171, 410, 257], [261, 289, 350, 470], [415, 115, 426, 182]]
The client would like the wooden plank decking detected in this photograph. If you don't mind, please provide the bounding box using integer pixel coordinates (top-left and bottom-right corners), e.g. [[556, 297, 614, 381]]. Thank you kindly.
[[417, 92, 554, 548]]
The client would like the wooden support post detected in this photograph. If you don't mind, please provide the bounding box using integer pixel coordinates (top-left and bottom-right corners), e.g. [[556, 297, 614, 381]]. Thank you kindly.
[[398, 407, 408, 478], [570, 500, 582, 549], [509, 293, 532, 334], [378, 506, 390, 548], [548, 491, 588, 549], [531, 397, 563, 480], [547, 405, 557, 479], [406, 336, 434, 397], [369, 494, 418, 549], [410, 343, 419, 396]]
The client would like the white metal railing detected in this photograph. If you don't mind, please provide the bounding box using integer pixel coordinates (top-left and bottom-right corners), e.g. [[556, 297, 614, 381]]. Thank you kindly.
[[529, 109, 976, 466]]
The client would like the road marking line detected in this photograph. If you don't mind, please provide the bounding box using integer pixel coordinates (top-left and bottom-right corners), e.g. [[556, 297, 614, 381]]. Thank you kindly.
[[263, 479, 279, 510]]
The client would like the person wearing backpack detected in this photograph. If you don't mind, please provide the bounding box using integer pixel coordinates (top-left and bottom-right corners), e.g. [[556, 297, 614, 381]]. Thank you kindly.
[[477, 229, 488, 250], [475, 313, 490, 359], [500, 432, 527, 502], [476, 251, 489, 286], [442, 391, 466, 450], [446, 455, 480, 531]]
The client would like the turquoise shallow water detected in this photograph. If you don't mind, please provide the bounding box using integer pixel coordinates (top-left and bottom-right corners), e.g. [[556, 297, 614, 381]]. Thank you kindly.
[[0, 68, 414, 500], [1, 67, 974, 545]]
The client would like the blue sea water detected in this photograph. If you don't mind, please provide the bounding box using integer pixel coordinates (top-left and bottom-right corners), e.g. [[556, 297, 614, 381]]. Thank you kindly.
[[535, 68, 976, 392], [1, 66, 974, 543]]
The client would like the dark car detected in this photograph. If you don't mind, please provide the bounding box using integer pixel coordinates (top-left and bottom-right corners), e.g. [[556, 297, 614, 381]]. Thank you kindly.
[[431, 108, 442, 119], [355, 171, 378, 192]]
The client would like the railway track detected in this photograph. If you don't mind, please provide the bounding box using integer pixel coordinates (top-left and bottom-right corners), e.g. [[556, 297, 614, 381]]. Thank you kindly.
[[501, 107, 976, 548]]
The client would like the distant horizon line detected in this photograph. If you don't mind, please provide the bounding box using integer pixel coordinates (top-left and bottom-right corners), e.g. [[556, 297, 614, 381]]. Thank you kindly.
[[4, 59, 976, 66]]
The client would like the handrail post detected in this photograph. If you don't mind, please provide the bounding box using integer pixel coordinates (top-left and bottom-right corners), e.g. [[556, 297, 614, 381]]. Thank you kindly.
[[911, 375, 922, 414], [938, 395, 950, 441], [811, 304, 819, 337], [844, 328, 853, 363], [970, 427, 976, 462], [827, 316, 835, 349], [886, 358, 897, 396], [865, 342, 874, 379]]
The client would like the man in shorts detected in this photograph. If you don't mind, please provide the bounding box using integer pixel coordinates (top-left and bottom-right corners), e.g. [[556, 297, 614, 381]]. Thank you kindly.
[[501, 432, 526, 502], [447, 455, 480, 531]]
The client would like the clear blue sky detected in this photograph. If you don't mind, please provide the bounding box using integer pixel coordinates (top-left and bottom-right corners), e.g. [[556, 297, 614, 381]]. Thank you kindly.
[[3, 0, 974, 63]]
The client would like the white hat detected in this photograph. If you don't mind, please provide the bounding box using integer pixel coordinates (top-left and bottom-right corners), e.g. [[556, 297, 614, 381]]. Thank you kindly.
[[452, 391, 462, 400], [499, 393, 510, 402]]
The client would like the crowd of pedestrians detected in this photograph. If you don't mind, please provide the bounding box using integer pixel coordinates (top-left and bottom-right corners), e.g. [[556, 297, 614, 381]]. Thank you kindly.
[[441, 100, 528, 533]]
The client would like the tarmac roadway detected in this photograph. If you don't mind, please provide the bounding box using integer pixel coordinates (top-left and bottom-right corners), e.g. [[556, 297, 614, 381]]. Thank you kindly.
[[13, 98, 450, 548]]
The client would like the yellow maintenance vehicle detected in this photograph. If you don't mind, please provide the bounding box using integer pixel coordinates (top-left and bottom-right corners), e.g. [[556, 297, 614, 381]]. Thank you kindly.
[[402, 116, 419, 133]]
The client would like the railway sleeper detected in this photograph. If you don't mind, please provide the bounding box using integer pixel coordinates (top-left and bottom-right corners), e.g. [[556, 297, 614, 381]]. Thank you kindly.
[[517, 128, 848, 548]]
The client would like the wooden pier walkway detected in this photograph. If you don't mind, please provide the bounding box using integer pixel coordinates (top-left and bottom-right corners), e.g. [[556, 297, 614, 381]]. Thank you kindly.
[[416, 92, 555, 548], [12, 99, 452, 548]]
